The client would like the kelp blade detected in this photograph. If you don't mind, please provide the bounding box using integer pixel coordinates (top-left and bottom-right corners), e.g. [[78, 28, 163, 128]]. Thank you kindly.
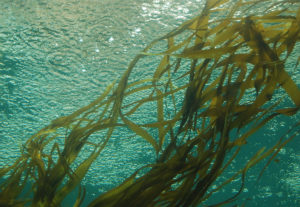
[[0, 0, 299, 207]]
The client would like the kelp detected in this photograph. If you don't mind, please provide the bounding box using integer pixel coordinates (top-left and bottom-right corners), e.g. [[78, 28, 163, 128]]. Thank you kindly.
[[0, 0, 300, 206]]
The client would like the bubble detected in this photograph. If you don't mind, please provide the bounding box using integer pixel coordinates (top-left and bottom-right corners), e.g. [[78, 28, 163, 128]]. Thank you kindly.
[[108, 37, 114, 42]]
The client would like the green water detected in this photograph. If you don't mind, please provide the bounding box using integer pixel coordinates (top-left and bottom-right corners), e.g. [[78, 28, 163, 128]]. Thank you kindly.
[[0, 0, 299, 206]]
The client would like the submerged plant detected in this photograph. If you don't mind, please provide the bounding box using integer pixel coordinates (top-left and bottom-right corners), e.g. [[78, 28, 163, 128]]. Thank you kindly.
[[0, 0, 299, 206]]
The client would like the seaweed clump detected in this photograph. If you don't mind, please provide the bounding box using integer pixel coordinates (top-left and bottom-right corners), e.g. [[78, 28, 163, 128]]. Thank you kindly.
[[1, 0, 300, 206]]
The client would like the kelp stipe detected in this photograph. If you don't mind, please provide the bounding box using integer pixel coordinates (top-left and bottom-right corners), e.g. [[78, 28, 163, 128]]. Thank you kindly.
[[0, 0, 300, 206]]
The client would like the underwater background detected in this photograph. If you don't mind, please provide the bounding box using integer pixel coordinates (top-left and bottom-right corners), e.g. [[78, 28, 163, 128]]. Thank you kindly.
[[0, 0, 299, 206]]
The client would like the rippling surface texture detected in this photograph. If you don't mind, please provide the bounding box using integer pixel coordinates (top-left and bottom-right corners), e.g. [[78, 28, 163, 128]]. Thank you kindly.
[[0, 0, 200, 159], [0, 0, 299, 206], [0, 0, 201, 204]]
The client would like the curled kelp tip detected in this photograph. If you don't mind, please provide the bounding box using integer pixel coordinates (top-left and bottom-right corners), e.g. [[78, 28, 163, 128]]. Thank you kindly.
[[0, 0, 299, 206]]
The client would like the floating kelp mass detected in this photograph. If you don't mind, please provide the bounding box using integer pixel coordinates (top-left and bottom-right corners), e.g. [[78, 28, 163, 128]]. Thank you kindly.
[[1, 0, 300, 206]]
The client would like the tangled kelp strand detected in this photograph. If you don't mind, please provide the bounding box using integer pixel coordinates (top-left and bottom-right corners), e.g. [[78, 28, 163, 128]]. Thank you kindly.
[[0, 0, 300, 206]]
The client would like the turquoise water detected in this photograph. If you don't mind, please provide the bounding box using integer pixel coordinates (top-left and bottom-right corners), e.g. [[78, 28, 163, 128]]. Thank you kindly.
[[0, 0, 299, 206]]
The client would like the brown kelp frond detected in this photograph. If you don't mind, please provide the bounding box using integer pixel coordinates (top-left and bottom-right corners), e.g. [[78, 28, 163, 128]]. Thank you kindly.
[[0, 0, 299, 206], [89, 1, 300, 206]]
